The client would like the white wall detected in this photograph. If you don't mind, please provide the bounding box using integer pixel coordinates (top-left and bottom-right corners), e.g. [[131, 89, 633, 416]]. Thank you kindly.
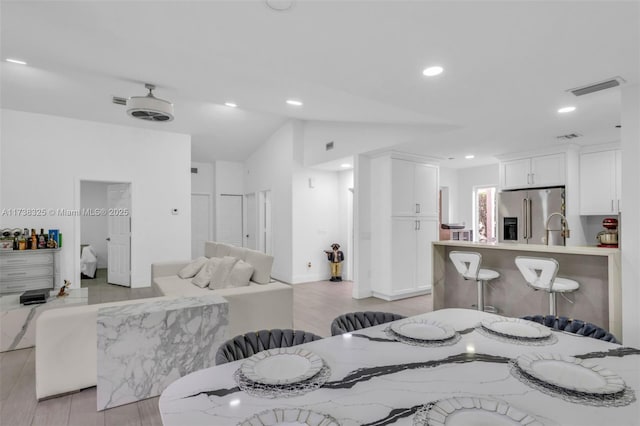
[[191, 161, 214, 195], [337, 169, 354, 280], [620, 83, 640, 346], [80, 181, 109, 268], [439, 166, 458, 224], [290, 166, 343, 283], [244, 121, 296, 282], [0, 109, 191, 288], [455, 164, 500, 229]]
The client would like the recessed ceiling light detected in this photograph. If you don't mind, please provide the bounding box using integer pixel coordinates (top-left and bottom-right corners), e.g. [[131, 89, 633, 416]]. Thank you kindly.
[[224, 102, 237, 108], [286, 99, 303, 106], [465, 155, 475, 159], [422, 66, 444, 77], [340, 163, 352, 168], [6, 58, 27, 65], [558, 106, 576, 113]]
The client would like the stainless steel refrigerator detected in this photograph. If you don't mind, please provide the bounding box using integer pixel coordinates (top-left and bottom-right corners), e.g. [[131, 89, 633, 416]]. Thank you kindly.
[[498, 187, 566, 246]]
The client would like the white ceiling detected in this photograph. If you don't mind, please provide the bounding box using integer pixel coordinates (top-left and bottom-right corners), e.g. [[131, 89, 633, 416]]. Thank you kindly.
[[1, 1, 638, 168]]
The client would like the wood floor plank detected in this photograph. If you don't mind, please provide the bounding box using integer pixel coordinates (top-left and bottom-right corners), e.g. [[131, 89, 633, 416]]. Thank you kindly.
[[137, 398, 163, 426], [104, 401, 141, 426], [31, 394, 71, 426], [68, 388, 104, 426], [0, 348, 36, 426], [0, 347, 31, 401]]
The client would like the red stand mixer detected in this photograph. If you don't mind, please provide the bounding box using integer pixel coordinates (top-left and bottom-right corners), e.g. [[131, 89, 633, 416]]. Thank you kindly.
[[597, 217, 619, 248]]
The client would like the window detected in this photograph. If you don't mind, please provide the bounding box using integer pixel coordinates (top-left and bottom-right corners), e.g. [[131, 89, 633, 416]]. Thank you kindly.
[[473, 187, 497, 242]]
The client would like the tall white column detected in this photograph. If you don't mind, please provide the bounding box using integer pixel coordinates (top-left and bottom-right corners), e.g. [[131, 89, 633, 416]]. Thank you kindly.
[[621, 83, 640, 346]]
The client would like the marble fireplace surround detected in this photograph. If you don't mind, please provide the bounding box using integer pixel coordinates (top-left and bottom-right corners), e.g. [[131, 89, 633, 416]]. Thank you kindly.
[[96, 295, 228, 410]]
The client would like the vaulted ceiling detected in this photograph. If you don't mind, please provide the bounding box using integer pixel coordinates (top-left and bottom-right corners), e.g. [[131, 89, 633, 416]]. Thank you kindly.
[[1, 1, 637, 168]]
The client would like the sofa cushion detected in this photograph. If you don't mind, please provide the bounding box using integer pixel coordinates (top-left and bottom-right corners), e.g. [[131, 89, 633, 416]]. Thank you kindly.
[[215, 243, 233, 258], [244, 249, 274, 284], [192, 258, 221, 288], [204, 241, 218, 258], [228, 246, 246, 260], [210, 256, 239, 289], [222, 259, 254, 288], [177, 256, 208, 279]]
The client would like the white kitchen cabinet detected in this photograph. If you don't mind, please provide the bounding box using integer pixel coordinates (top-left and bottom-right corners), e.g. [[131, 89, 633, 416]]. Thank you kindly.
[[500, 153, 566, 189], [580, 149, 621, 215], [372, 217, 438, 300], [391, 159, 438, 217], [371, 155, 439, 300]]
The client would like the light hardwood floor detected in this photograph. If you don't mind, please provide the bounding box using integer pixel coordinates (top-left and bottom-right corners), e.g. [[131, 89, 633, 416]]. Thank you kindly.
[[0, 278, 431, 426]]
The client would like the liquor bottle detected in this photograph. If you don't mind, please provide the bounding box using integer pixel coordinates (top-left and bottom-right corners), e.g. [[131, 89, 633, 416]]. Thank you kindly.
[[38, 228, 46, 249], [31, 229, 37, 250]]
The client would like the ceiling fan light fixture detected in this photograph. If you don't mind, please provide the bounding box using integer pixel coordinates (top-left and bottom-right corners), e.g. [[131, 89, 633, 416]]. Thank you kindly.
[[127, 84, 174, 122]]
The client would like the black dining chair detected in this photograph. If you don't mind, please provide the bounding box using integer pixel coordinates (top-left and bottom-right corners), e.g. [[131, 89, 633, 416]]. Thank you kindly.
[[520, 314, 619, 343], [330, 311, 406, 336], [215, 329, 323, 365]]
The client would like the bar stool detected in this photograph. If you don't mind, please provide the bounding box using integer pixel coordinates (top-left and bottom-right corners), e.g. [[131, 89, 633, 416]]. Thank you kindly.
[[449, 251, 500, 312], [515, 256, 580, 316]]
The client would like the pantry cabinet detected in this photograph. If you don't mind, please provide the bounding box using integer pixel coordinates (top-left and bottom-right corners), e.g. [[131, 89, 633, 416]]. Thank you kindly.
[[580, 149, 622, 215], [371, 155, 439, 300]]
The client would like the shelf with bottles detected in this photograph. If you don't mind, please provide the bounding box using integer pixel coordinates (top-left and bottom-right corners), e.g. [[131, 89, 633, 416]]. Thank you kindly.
[[0, 228, 63, 251]]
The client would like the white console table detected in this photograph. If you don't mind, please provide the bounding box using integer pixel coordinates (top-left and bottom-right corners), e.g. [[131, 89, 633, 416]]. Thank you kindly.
[[0, 288, 88, 352]]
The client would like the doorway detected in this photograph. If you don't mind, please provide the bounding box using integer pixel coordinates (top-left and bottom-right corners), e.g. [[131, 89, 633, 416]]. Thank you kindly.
[[258, 190, 272, 255], [218, 194, 243, 247], [79, 181, 131, 287], [473, 186, 497, 242], [244, 193, 257, 249]]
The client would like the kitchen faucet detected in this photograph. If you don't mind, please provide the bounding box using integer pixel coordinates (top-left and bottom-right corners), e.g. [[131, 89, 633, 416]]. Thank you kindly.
[[545, 212, 570, 245]]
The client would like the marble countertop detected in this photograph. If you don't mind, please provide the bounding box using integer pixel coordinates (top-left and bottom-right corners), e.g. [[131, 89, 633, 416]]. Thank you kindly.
[[432, 240, 619, 256], [158, 308, 639, 426]]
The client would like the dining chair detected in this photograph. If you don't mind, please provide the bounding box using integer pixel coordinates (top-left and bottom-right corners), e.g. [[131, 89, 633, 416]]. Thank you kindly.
[[449, 251, 500, 312], [215, 329, 323, 365], [330, 311, 406, 336], [520, 314, 618, 343]]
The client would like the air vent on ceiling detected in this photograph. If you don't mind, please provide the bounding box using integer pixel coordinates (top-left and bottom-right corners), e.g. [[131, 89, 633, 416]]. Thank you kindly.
[[112, 96, 127, 106], [557, 132, 583, 141], [567, 77, 625, 96]]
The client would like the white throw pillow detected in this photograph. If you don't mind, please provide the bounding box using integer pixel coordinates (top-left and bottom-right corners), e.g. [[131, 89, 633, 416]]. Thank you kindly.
[[224, 259, 254, 288], [209, 256, 239, 289], [191, 258, 221, 288], [178, 257, 208, 279]]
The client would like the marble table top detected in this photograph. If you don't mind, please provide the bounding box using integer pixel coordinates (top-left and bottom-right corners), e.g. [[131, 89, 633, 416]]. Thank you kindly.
[[158, 308, 639, 426]]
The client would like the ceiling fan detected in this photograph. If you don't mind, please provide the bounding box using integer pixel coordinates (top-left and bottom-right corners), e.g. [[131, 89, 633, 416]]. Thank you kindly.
[[113, 83, 174, 122]]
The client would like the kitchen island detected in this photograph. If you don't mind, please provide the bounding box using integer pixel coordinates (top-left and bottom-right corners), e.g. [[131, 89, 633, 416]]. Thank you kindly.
[[432, 241, 621, 340]]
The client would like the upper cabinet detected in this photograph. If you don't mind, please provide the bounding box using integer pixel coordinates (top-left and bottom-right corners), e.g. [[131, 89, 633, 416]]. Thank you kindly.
[[580, 149, 622, 215], [500, 153, 566, 189], [391, 159, 438, 217]]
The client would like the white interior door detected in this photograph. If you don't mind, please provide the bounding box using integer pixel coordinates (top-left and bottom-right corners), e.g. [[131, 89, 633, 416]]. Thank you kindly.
[[258, 190, 273, 255], [191, 193, 211, 258], [107, 183, 131, 287], [218, 194, 243, 247], [244, 193, 257, 249]]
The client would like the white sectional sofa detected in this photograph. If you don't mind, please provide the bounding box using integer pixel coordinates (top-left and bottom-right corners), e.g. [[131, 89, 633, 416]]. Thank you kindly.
[[35, 242, 292, 400]]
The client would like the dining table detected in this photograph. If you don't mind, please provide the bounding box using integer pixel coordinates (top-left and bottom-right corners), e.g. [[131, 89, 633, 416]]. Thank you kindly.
[[158, 308, 639, 425]]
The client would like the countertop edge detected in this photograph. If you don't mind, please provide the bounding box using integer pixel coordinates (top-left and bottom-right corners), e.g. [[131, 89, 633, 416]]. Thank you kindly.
[[432, 241, 619, 256]]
